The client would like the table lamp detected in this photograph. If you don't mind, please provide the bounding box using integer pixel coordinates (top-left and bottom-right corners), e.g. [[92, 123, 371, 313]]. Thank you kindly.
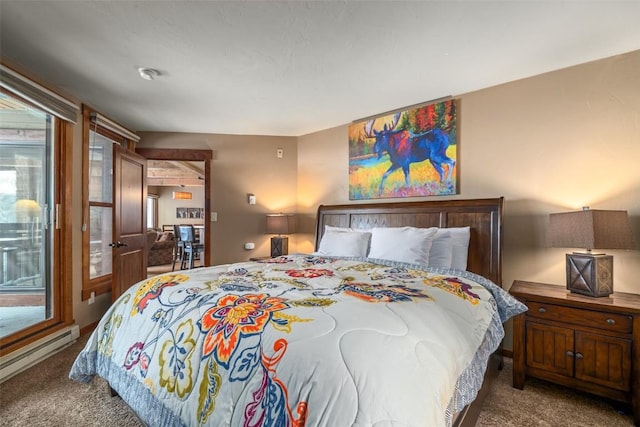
[[265, 213, 296, 257], [14, 199, 41, 242], [548, 207, 635, 297]]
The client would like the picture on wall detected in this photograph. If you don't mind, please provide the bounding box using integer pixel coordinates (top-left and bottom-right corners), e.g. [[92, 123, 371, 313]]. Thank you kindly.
[[348, 99, 458, 200], [188, 208, 203, 219], [176, 207, 204, 219], [176, 207, 188, 219]]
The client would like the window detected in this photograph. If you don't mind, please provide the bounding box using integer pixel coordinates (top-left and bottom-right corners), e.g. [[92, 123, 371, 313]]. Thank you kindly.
[[147, 194, 158, 229], [81, 106, 139, 299], [0, 64, 76, 353]]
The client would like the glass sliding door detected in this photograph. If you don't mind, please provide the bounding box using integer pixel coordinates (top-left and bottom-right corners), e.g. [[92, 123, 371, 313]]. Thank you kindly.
[[0, 91, 54, 339]]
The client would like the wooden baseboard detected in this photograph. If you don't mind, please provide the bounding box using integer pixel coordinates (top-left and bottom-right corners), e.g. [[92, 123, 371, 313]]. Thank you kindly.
[[79, 321, 98, 337], [502, 348, 513, 359]]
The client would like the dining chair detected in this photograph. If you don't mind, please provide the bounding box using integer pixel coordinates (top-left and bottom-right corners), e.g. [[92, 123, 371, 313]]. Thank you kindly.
[[177, 225, 204, 270], [171, 224, 184, 272]]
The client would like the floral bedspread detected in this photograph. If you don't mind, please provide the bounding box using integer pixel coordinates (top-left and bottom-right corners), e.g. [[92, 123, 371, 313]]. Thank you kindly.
[[70, 254, 526, 427]]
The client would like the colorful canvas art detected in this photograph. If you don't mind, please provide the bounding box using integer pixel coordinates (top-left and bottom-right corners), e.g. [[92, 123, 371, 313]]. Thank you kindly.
[[348, 99, 458, 200]]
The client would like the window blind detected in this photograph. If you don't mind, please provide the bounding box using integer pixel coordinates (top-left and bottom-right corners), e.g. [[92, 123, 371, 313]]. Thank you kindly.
[[0, 64, 79, 124], [90, 112, 140, 142]]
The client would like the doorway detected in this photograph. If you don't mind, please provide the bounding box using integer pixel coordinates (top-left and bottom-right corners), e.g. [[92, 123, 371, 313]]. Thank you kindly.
[[136, 148, 213, 272]]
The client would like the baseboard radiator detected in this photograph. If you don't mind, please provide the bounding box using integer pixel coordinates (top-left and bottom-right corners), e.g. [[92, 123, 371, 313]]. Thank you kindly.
[[0, 324, 80, 383]]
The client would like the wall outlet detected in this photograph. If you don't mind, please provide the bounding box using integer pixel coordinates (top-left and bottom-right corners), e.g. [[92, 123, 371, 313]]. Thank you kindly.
[[88, 291, 95, 304], [244, 242, 255, 250]]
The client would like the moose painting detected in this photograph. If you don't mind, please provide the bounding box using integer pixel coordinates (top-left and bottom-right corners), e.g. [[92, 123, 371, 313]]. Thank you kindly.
[[348, 99, 458, 200]]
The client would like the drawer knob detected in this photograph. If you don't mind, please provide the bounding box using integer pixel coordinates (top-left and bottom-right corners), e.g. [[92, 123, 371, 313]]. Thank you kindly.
[[606, 318, 615, 325], [538, 307, 547, 313], [575, 353, 583, 360], [566, 351, 574, 358]]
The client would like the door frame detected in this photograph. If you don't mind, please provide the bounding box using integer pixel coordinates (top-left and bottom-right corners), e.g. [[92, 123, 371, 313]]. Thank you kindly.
[[136, 148, 212, 267]]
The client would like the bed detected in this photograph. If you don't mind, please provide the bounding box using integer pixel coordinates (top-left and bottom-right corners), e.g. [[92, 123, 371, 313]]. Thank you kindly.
[[70, 197, 527, 426]]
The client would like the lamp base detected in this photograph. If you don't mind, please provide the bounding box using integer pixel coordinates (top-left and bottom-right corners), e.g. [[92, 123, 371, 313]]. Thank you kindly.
[[270, 236, 289, 258], [566, 252, 613, 297]]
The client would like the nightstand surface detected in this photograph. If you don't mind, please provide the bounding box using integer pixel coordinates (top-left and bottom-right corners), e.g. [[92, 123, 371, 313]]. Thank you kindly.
[[510, 280, 640, 313]]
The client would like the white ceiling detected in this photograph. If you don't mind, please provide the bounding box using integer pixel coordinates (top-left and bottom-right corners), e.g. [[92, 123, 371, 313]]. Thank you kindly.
[[1, 1, 639, 137]]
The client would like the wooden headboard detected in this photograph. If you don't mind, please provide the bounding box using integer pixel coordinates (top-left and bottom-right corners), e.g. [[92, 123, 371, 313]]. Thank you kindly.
[[315, 197, 504, 287]]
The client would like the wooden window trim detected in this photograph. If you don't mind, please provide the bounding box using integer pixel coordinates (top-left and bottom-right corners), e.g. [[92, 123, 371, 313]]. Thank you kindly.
[[81, 105, 138, 300]]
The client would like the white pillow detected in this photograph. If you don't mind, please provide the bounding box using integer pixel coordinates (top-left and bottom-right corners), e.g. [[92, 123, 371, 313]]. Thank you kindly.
[[428, 229, 453, 268], [316, 229, 371, 257], [324, 225, 369, 233], [368, 226, 438, 264], [324, 225, 372, 252], [449, 226, 471, 270]]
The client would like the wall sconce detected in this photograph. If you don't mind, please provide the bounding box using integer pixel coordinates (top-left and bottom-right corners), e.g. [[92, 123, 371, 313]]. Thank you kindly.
[[548, 207, 635, 297], [265, 213, 296, 257], [172, 191, 192, 200]]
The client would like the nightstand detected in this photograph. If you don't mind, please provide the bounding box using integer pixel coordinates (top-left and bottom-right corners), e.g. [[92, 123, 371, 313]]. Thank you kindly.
[[510, 280, 640, 425]]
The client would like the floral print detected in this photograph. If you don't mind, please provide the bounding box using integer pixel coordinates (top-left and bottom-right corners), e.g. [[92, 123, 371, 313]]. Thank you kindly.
[[70, 254, 515, 427], [159, 320, 197, 398], [198, 294, 289, 367], [123, 342, 144, 370], [131, 273, 189, 316], [285, 268, 334, 279], [337, 282, 432, 303], [425, 276, 481, 305]]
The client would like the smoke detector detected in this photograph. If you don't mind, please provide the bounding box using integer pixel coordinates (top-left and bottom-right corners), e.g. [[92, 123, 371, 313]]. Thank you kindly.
[[137, 67, 160, 81]]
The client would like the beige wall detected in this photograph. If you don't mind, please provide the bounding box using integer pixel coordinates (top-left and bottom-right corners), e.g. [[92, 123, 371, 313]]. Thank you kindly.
[[297, 51, 640, 349], [152, 185, 205, 229], [69, 50, 640, 344], [137, 132, 298, 266]]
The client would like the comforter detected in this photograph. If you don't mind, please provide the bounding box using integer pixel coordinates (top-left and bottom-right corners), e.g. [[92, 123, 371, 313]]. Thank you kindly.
[[70, 254, 526, 426]]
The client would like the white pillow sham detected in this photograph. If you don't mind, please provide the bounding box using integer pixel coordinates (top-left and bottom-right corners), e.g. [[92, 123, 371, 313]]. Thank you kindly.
[[316, 229, 371, 257], [428, 228, 453, 268], [324, 225, 370, 234], [316, 224, 470, 269], [448, 226, 471, 270], [368, 226, 438, 265], [427, 226, 471, 270]]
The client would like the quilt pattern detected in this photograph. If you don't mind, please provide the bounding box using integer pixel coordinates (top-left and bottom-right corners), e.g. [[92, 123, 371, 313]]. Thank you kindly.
[[70, 254, 526, 427]]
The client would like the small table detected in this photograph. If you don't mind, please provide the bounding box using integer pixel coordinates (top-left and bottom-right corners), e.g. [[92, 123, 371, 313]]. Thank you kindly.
[[510, 280, 640, 425]]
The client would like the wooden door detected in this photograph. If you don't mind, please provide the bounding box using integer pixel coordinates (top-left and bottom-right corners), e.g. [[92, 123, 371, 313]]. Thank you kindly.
[[112, 146, 147, 300], [575, 331, 632, 391], [525, 321, 574, 376]]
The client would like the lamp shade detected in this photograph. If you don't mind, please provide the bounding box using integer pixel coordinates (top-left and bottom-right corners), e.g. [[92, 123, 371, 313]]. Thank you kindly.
[[548, 209, 635, 250], [14, 199, 41, 217], [265, 214, 296, 235]]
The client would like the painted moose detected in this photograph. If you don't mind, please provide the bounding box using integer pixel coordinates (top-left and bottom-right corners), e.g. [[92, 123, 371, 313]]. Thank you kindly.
[[363, 112, 456, 196]]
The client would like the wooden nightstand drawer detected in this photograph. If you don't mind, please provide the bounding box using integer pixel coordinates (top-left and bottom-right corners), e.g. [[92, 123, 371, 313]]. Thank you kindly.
[[527, 301, 632, 333]]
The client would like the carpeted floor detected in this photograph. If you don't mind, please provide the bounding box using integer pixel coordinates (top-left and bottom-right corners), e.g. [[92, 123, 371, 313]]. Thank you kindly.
[[147, 261, 203, 278], [0, 335, 634, 426]]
